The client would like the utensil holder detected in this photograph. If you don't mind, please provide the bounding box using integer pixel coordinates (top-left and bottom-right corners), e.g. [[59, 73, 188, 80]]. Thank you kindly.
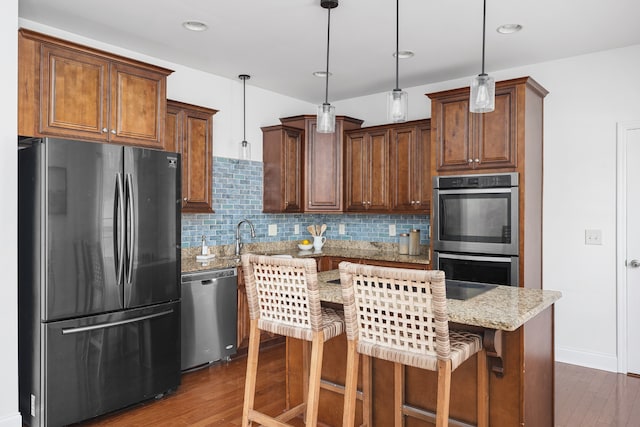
[[408, 229, 420, 255]]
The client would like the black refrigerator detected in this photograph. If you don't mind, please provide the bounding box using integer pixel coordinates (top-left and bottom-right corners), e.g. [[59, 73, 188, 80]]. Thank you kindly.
[[18, 138, 182, 427]]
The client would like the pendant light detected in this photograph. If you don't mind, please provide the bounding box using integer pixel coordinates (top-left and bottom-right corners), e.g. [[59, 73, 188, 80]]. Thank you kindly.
[[238, 74, 251, 160], [317, 0, 338, 134], [470, 0, 495, 113], [387, 0, 408, 123]]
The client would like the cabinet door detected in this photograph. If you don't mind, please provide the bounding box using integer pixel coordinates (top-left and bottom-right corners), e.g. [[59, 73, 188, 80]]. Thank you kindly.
[[414, 124, 431, 210], [474, 86, 517, 169], [40, 44, 109, 141], [368, 130, 390, 211], [165, 105, 182, 154], [389, 125, 416, 211], [282, 128, 303, 212], [344, 131, 368, 212], [109, 62, 167, 148], [305, 120, 343, 212], [181, 109, 213, 213], [434, 94, 473, 172]]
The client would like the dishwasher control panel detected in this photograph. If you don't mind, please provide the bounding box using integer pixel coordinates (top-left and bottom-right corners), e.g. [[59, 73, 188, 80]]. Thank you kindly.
[[181, 268, 237, 283]]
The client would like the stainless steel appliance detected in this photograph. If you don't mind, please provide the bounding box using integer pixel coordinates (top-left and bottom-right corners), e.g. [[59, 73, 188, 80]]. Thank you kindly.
[[18, 137, 181, 427], [432, 172, 519, 256], [433, 252, 519, 287], [181, 268, 238, 371]]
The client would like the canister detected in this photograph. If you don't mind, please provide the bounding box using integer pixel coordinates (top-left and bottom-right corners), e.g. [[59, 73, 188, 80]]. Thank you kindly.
[[398, 233, 409, 254], [408, 229, 420, 255]]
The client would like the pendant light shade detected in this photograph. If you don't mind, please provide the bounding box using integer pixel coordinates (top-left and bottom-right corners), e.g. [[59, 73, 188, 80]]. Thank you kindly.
[[470, 0, 495, 113], [238, 74, 251, 160], [387, 0, 407, 123], [317, 0, 338, 134]]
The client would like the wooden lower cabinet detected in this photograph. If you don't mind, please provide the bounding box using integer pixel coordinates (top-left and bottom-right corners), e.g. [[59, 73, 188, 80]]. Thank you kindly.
[[166, 100, 217, 213]]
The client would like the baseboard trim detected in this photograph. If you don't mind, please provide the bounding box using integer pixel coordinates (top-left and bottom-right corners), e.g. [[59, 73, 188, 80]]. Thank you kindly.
[[556, 346, 618, 372]]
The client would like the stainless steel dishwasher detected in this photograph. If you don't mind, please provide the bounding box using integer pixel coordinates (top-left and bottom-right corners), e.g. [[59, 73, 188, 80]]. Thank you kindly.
[[181, 267, 238, 371]]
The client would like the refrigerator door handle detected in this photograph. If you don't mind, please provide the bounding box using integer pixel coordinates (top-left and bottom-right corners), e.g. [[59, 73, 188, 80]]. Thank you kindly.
[[114, 173, 125, 286], [125, 173, 135, 285], [61, 309, 175, 335]]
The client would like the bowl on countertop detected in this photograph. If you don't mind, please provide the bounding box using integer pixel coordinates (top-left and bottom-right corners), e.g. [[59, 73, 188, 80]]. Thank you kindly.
[[298, 243, 313, 251]]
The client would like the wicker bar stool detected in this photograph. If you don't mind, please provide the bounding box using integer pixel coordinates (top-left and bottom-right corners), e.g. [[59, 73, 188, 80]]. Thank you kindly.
[[240, 254, 345, 427], [339, 262, 488, 427]]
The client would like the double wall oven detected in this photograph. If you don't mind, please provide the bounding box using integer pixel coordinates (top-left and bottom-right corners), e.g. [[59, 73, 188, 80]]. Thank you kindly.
[[432, 172, 519, 287]]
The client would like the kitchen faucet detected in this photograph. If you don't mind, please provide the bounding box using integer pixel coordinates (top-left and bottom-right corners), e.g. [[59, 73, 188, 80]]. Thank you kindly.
[[235, 219, 256, 256]]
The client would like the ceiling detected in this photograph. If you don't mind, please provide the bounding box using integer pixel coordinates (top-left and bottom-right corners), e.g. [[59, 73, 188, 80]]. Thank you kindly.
[[18, 0, 640, 103]]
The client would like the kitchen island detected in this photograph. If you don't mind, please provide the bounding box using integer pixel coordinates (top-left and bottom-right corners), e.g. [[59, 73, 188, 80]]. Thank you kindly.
[[286, 269, 561, 427]]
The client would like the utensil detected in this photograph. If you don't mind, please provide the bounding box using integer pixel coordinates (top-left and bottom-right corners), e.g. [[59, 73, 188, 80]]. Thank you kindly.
[[316, 225, 321, 236], [307, 225, 316, 236], [320, 224, 327, 236]]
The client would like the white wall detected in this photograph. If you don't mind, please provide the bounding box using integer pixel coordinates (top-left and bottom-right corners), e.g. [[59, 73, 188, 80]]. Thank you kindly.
[[1, 1, 20, 426], [335, 44, 640, 372]]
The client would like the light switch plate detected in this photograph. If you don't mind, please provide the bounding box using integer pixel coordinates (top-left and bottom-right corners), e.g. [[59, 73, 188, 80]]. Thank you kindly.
[[585, 229, 602, 245], [389, 224, 396, 236], [294, 224, 299, 235], [339, 223, 346, 235], [268, 224, 278, 236]]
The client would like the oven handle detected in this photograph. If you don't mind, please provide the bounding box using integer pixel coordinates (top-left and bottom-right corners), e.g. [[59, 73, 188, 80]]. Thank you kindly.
[[436, 187, 513, 195], [435, 252, 517, 263]]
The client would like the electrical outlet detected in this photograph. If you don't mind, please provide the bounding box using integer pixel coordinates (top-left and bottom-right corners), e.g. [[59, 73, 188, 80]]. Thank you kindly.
[[268, 224, 278, 236], [389, 224, 396, 236], [294, 224, 299, 235], [585, 229, 602, 245], [339, 223, 346, 235]]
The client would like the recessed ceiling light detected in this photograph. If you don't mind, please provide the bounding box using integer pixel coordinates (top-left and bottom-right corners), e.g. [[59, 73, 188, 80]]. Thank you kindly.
[[313, 71, 333, 78], [392, 50, 414, 59], [182, 21, 208, 32], [496, 24, 522, 34]]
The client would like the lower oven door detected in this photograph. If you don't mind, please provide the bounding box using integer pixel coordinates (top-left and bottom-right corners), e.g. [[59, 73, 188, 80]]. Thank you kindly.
[[433, 252, 519, 287]]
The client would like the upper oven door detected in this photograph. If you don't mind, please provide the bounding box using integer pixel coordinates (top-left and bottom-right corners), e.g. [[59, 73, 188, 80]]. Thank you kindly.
[[433, 186, 519, 255]]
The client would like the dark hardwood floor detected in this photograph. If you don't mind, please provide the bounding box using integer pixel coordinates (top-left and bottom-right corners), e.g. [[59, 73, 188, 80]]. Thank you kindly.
[[79, 344, 640, 427]]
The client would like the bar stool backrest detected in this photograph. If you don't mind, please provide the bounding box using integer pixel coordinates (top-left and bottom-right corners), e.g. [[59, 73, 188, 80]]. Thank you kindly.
[[339, 262, 451, 370]]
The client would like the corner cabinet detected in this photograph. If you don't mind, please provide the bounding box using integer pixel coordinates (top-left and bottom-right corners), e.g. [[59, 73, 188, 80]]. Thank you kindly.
[[18, 29, 172, 149], [166, 100, 217, 213], [344, 119, 431, 214], [261, 125, 304, 213], [428, 77, 548, 173], [274, 115, 364, 213]]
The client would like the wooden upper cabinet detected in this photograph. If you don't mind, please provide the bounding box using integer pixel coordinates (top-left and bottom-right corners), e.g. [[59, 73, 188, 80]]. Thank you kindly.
[[166, 100, 217, 213], [278, 115, 363, 213], [344, 129, 389, 212], [19, 29, 172, 149], [429, 81, 518, 172], [388, 120, 431, 213], [262, 125, 304, 213]]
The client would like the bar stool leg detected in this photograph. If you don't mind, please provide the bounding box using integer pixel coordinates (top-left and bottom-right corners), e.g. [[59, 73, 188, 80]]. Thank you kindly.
[[394, 363, 405, 427], [436, 359, 452, 427], [342, 339, 359, 427], [242, 319, 261, 427], [476, 349, 489, 427], [304, 332, 325, 427], [362, 355, 372, 427]]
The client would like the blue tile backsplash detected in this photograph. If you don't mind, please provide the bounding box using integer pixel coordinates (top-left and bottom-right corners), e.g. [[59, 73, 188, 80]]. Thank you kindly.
[[181, 157, 430, 248]]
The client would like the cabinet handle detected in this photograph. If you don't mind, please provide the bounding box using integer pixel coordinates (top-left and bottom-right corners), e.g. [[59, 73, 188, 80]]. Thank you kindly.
[[111, 129, 117, 134], [183, 197, 188, 202], [415, 201, 421, 205], [367, 201, 371, 205], [102, 128, 108, 133], [362, 202, 366, 206], [411, 201, 415, 205], [474, 158, 480, 163], [468, 159, 473, 163]]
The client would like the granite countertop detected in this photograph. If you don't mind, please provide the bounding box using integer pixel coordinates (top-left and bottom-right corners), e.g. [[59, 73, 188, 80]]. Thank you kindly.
[[181, 241, 430, 273], [316, 270, 562, 332]]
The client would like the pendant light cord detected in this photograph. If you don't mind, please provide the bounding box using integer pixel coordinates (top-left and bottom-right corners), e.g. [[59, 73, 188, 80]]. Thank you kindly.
[[481, 0, 487, 75], [242, 77, 246, 141], [324, 7, 331, 105], [395, 0, 399, 90]]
